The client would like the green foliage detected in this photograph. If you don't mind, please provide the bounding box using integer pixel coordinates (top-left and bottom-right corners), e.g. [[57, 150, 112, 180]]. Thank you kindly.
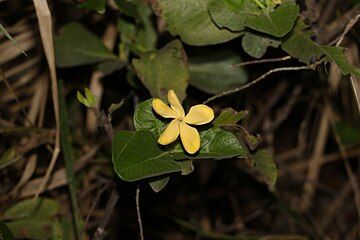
[[151, 0, 240, 46], [213, 108, 248, 127], [0, 220, 14, 240], [132, 40, 189, 102], [4, 198, 61, 240], [79, 0, 106, 14], [149, 176, 170, 193], [251, 150, 278, 191], [242, 32, 281, 58], [133, 99, 166, 138], [55, 23, 117, 67], [334, 122, 360, 146], [189, 50, 248, 94], [112, 130, 182, 181], [77, 87, 98, 108]]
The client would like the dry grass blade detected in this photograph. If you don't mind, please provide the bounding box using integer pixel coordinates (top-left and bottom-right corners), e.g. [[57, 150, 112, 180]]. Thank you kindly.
[[32, 0, 61, 200]]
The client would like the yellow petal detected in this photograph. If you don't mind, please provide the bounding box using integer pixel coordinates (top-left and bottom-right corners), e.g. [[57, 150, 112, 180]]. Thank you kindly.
[[158, 119, 180, 145], [152, 98, 178, 118], [179, 122, 200, 154], [183, 104, 214, 125], [167, 89, 185, 118]]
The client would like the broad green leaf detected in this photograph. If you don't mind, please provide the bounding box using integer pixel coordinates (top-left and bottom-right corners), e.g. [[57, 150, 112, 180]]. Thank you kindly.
[[252, 150, 277, 191], [213, 108, 248, 127], [79, 0, 106, 14], [208, 0, 259, 31], [149, 176, 170, 193], [151, 0, 241, 46], [6, 218, 54, 240], [189, 50, 248, 94], [112, 130, 182, 181], [0, 147, 19, 170], [246, 0, 299, 37], [4, 198, 60, 219], [173, 128, 247, 159], [97, 60, 126, 75], [132, 40, 189, 102], [242, 32, 281, 58], [115, 0, 139, 18], [0, 220, 14, 240], [282, 20, 360, 77], [55, 23, 117, 68], [133, 99, 166, 139], [0, 22, 26, 56]]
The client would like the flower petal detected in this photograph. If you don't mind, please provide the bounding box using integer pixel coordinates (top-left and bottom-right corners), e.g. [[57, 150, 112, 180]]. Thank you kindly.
[[183, 104, 214, 125], [168, 90, 185, 118], [152, 98, 178, 118], [179, 122, 200, 154], [158, 119, 180, 145]]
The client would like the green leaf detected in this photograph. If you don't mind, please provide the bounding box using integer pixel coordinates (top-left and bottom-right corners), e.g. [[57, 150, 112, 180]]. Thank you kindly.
[[173, 128, 247, 160], [77, 87, 98, 108], [282, 20, 360, 77], [4, 198, 60, 219], [55, 23, 117, 68], [322, 46, 360, 78], [149, 176, 170, 193], [246, 0, 299, 37], [213, 108, 248, 127], [178, 160, 194, 175], [0, 220, 14, 240], [132, 40, 189, 102], [334, 122, 360, 146], [242, 32, 281, 58], [281, 20, 323, 64], [0, 147, 19, 170], [252, 150, 277, 191], [112, 130, 182, 181], [0, 22, 26, 56], [208, 0, 259, 31], [133, 99, 166, 139], [189, 50, 248, 94], [6, 218, 54, 240], [151, 0, 241, 46], [79, 0, 106, 14]]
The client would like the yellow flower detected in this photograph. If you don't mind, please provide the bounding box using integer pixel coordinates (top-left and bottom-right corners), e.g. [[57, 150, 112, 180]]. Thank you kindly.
[[152, 90, 214, 154]]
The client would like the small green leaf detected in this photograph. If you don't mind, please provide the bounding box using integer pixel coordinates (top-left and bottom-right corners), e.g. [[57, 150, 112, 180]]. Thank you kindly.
[[178, 160, 194, 175], [213, 108, 248, 127], [151, 0, 241, 46], [242, 32, 281, 58], [0, 220, 14, 240], [6, 218, 54, 240], [112, 130, 182, 181], [322, 46, 360, 77], [77, 88, 98, 108], [246, 0, 299, 37], [0, 147, 19, 170], [97, 61, 126, 75], [79, 0, 106, 14], [55, 23, 117, 68], [149, 176, 170, 193], [4, 198, 60, 219], [334, 122, 360, 146], [252, 150, 277, 191], [133, 99, 166, 139], [189, 50, 248, 94], [132, 40, 189, 102]]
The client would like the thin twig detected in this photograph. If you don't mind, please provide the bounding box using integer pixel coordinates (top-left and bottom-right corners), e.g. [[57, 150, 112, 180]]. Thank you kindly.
[[328, 13, 360, 46], [204, 64, 317, 104], [136, 185, 144, 240], [230, 55, 292, 68]]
